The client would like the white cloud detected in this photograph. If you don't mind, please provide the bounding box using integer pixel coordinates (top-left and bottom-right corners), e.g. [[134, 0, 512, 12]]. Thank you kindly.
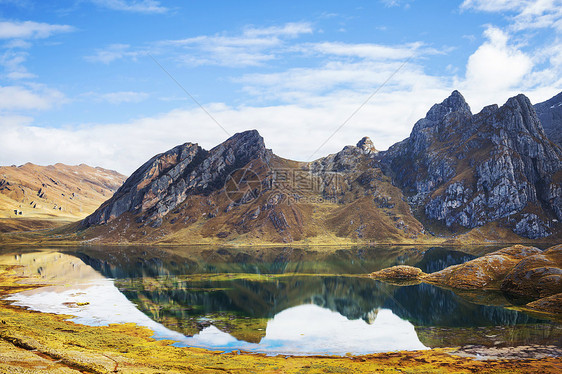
[[0, 84, 65, 111], [0, 50, 36, 79], [457, 1, 562, 107], [298, 41, 436, 60], [242, 22, 313, 38], [157, 22, 313, 67], [90, 0, 168, 14], [0, 20, 73, 39], [0, 93, 447, 174], [380, 0, 414, 8], [461, 0, 562, 32], [462, 27, 532, 94], [460, 0, 526, 12]]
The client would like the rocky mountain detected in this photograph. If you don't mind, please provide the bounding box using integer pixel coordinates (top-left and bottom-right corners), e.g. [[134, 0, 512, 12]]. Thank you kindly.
[[382, 91, 562, 239], [534, 91, 562, 148], [78, 90, 562, 244], [0, 163, 125, 222], [80, 130, 425, 244]]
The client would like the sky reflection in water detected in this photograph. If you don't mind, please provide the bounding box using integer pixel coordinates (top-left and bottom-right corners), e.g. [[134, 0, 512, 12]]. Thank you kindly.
[[6, 273, 427, 355]]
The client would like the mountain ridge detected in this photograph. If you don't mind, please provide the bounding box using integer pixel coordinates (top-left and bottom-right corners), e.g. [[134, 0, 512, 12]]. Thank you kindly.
[[11, 90, 562, 245]]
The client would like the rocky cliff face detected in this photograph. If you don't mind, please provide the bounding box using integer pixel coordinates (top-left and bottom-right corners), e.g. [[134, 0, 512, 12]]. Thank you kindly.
[[80, 91, 562, 243], [81, 131, 426, 244], [83, 130, 271, 229], [382, 91, 562, 239], [535, 91, 562, 148]]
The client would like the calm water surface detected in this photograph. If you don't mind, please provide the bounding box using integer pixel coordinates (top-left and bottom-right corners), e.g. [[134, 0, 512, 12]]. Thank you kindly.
[[1, 245, 560, 355]]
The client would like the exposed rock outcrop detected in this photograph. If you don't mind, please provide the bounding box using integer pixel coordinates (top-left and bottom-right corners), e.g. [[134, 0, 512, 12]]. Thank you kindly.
[[83, 130, 271, 228], [423, 245, 543, 289], [501, 244, 562, 302], [372, 244, 562, 317], [78, 91, 562, 244], [80, 130, 425, 243], [382, 91, 562, 239], [370, 265, 425, 280], [356, 136, 378, 154], [370, 265, 425, 285]]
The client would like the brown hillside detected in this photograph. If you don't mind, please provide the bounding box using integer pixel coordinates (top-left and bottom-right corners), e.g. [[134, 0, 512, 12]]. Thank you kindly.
[[77, 132, 428, 245], [0, 163, 125, 228]]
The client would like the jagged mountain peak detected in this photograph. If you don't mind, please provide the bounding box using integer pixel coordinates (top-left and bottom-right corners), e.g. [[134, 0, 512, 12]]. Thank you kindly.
[[83, 129, 273, 228], [499, 93, 548, 140], [425, 90, 472, 122], [77, 90, 562, 244], [356, 136, 378, 154]]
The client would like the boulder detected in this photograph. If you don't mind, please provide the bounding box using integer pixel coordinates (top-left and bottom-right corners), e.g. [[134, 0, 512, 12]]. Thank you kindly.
[[501, 244, 562, 303], [423, 245, 542, 289], [370, 265, 425, 281]]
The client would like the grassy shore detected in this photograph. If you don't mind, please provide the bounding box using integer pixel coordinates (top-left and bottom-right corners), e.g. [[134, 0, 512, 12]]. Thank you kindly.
[[1, 263, 561, 373]]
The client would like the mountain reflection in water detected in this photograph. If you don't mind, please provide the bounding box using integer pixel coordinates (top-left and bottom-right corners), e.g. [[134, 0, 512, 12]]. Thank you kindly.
[[1, 245, 560, 354]]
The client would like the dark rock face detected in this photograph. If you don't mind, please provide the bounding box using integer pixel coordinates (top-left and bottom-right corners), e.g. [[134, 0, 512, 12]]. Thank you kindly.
[[534, 91, 562, 148], [83, 130, 271, 228], [81, 91, 562, 242], [382, 91, 562, 238], [356, 136, 378, 154]]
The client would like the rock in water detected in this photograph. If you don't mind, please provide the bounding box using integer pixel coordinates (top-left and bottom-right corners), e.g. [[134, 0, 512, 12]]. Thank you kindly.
[[501, 244, 562, 302], [423, 245, 543, 289], [370, 265, 425, 280]]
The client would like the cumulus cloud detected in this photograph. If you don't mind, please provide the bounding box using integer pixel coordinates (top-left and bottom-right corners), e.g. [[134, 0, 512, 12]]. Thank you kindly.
[[462, 27, 532, 95], [458, 1, 562, 107], [0, 93, 448, 174]]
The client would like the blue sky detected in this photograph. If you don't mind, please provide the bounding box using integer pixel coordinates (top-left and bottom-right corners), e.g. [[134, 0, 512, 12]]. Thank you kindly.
[[0, 0, 561, 174]]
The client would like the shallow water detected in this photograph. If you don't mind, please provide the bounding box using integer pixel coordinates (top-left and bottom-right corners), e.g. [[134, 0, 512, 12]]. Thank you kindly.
[[1, 246, 560, 356]]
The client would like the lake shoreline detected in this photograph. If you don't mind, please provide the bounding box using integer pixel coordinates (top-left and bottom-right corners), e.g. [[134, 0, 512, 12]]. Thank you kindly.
[[1, 261, 561, 373]]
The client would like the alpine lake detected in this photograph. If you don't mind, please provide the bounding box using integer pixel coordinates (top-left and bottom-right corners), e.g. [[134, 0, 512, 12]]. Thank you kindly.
[[1, 245, 560, 356]]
